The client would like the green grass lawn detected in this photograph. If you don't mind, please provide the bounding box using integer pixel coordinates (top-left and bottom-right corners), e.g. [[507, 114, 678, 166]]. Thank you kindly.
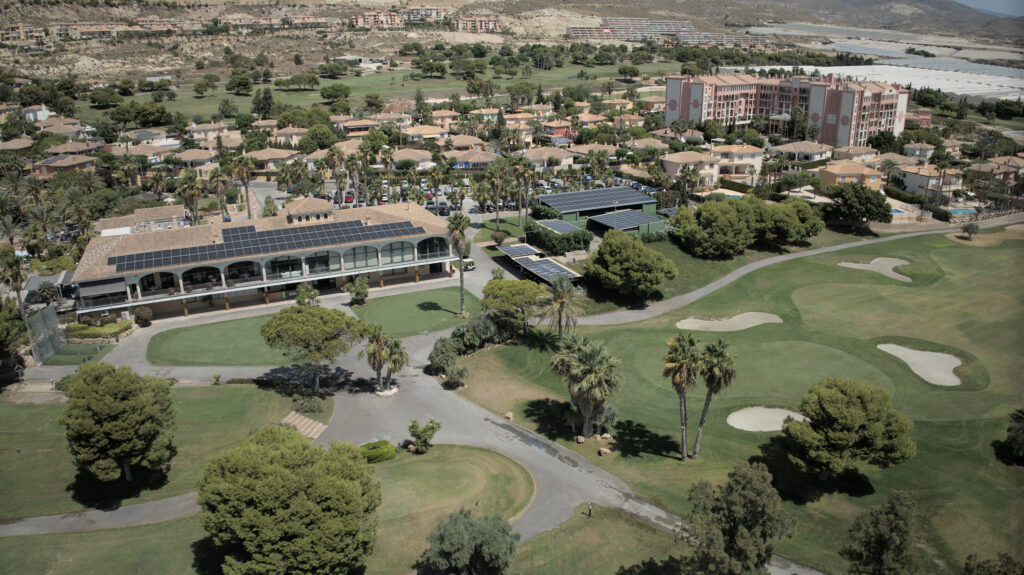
[[476, 217, 529, 243], [76, 62, 674, 128], [0, 445, 534, 575], [368, 445, 534, 574], [353, 286, 481, 338], [43, 344, 114, 366], [460, 231, 1024, 574], [147, 315, 290, 366], [512, 505, 684, 575], [0, 385, 293, 519]]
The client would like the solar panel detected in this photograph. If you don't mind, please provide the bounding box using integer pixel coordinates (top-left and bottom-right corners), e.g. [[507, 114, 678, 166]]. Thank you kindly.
[[108, 219, 427, 273], [513, 256, 580, 283], [537, 220, 580, 235], [497, 244, 541, 258], [537, 186, 656, 214], [588, 210, 662, 230]]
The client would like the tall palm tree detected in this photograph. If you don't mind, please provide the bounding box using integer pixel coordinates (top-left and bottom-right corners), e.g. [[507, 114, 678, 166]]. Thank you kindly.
[[207, 167, 230, 213], [0, 215, 18, 246], [178, 169, 203, 225], [359, 324, 391, 393], [447, 212, 471, 316], [551, 337, 623, 437], [147, 173, 167, 202], [408, 186, 426, 206], [231, 156, 256, 220], [663, 332, 701, 461], [0, 248, 25, 318], [538, 274, 584, 342], [384, 338, 408, 392], [23, 176, 45, 207], [692, 339, 736, 459], [324, 146, 342, 188]]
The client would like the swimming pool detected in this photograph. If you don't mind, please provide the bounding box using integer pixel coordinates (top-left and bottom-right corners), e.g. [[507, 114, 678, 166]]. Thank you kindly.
[[949, 208, 978, 216], [891, 209, 905, 214]]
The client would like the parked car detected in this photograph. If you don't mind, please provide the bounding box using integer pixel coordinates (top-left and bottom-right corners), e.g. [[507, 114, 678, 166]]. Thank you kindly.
[[344, 192, 354, 203], [425, 200, 437, 212], [438, 201, 450, 216]]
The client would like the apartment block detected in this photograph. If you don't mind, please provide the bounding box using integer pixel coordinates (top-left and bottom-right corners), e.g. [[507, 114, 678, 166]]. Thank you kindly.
[[351, 11, 404, 28], [665, 74, 908, 148], [451, 16, 501, 33], [404, 6, 447, 22]]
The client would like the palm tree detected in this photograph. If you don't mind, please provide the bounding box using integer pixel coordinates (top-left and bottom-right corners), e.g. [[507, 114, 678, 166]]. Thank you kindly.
[[178, 169, 203, 225], [663, 332, 701, 461], [879, 158, 900, 185], [538, 274, 584, 342], [207, 167, 230, 213], [231, 156, 256, 220], [384, 338, 408, 392], [0, 215, 18, 246], [359, 324, 391, 393], [551, 337, 623, 437], [408, 186, 426, 206], [324, 146, 342, 188], [0, 248, 25, 318], [692, 339, 736, 459], [147, 173, 167, 202], [447, 212, 471, 316]]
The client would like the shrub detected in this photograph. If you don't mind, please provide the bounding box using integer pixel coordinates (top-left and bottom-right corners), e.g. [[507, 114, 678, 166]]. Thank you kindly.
[[490, 231, 508, 246], [523, 221, 593, 255], [359, 439, 397, 464], [530, 201, 562, 220], [445, 365, 469, 389], [65, 320, 132, 339], [923, 204, 951, 222], [292, 394, 324, 414], [638, 230, 668, 243], [428, 337, 459, 375], [133, 306, 153, 327], [347, 276, 369, 305]]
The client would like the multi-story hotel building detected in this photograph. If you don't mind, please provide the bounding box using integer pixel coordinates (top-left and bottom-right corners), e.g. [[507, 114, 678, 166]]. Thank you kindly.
[[72, 201, 457, 317], [665, 74, 908, 147]]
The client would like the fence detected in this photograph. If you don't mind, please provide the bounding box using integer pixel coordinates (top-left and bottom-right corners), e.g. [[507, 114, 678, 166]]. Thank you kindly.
[[26, 305, 66, 365]]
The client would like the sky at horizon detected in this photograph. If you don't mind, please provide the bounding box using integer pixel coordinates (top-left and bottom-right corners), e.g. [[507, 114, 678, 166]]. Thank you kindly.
[[949, 0, 1024, 17]]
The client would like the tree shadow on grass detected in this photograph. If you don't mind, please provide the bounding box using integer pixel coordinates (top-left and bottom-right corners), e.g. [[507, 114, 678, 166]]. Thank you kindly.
[[616, 555, 687, 575], [191, 535, 229, 575], [417, 300, 454, 315], [825, 223, 879, 238], [67, 461, 172, 510], [254, 365, 375, 396], [750, 435, 874, 505], [521, 329, 559, 353], [523, 398, 577, 441], [992, 410, 1023, 467], [612, 420, 682, 460]]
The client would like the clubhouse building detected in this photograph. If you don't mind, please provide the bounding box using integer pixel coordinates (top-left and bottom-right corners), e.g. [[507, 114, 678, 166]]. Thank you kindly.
[[72, 199, 457, 316]]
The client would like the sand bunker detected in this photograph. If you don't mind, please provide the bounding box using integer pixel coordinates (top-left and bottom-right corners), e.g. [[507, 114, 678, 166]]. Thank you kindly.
[[675, 312, 782, 332], [877, 344, 962, 387], [838, 257, 912, 282], [945, 224, 1024, 247], [727, 407, 807, 432]]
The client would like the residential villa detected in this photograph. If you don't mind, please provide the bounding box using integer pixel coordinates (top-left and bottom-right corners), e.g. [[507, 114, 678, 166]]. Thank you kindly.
[[902, 142, 935, 161], [711, 144, 764, 182], [604, 99, 633, 111], [45, 141, 103, 156], [504, 112, 536, 126], [402, 124, 449, 143], [661, 151, 720, 186], [543, 119, 572, 141], [832, 145, 878, 163], [519, 147, 575, 171], [900, 164, 963, 199], [243, 148, 302, 175], [575, 113, 610, 129], [624, 138, 670, 152], [769, 141, 833, 162], [174, 148, 216, 170], [819, 161, 884, 191], [639, 95, 666, 112], [0, 137, 33, 156], [469, 108, 500, 123], [568, 143, 619, 160], [448, 134, 486, 151], [33, 154, 97, 178], [444, 149, 499, 170], [188, 122, 228, 141], [273, 127, 309, 147], [392, 148, 435, 171], [252, 119, 279, 132], [343, 119, 380, 137], [613, 114, 646, 130], [431, 109, 461, 130], [71, 202, 458, 316]]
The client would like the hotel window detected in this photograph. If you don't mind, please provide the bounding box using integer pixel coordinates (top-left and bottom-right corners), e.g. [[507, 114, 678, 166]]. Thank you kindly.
[[344, 246, 378, 270], [381, 241, 415, 265]]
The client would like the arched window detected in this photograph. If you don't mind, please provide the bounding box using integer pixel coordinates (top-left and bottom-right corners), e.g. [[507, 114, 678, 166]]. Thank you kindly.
[[343, 246, 377, 270], [266, 256, 302, 280], [305, 251, 341, 274], [380, 241, 414, 265], [226, 261, 260, 282], [417, 237, 448, 260]]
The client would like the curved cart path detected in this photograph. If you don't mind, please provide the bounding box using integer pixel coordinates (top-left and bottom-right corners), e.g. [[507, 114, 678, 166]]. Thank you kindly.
[[7, 216, 1021, 574]]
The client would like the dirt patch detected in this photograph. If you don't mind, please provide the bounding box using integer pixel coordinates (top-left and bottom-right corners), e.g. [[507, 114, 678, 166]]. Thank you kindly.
[[945, 224, 1024, 247], [726, 407, 806, 432], [675, 312, 782, 332], [877, 343, 962, 387], [1, 383, 66, 405], [459, 350, 559, 416], [838, 257, 912, 282]]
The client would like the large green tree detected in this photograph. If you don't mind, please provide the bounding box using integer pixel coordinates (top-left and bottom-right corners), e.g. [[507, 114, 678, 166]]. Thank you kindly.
[[783, 378, 917, 479], [418, 508, 521, 575], [686, 462, 792, 575], [663, 331, 701, 461], [0, 296, 26, 362], [551, 336, 623, 437], [197, 426, 381, 575], [585, 229, 677, 301], [482, 278, 543, 336], [260, 306, 364, 393], [821, 182, 893, 225], [964, 553, 1024, 575], [840, 491, 920, 575], [58, 363, 175, 482]]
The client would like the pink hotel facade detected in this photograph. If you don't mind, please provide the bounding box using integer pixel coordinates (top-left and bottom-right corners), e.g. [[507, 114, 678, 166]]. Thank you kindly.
[[664, 74, 908, 148]]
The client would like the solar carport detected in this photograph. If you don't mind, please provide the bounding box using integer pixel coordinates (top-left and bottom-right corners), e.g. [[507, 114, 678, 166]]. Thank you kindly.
[[537, 186, 657, 223], [512, 256, 580, 284], [588, 210, 666, 235]]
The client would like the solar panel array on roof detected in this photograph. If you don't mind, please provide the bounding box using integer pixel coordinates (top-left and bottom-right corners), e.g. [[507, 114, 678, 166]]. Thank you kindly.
[[589, 210, 662, 230], [537, 186, 656, 214], [107, 220, 426, 273], [537, 220, 580, 235], [513, 257, 580, 283], [496, 244, 541, 258]]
